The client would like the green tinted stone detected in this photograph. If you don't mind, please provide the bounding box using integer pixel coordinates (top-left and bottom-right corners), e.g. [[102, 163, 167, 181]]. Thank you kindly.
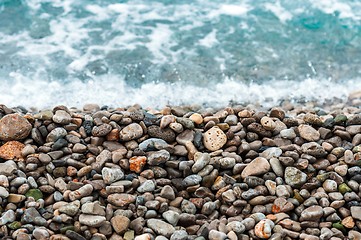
[[334, 115, 347, 125], [338, 183, 352, 195], [332, 222, 346, 233], [124, 230, 135, 240], [60, 226, 75, 234], [25, 189, 43, 201], [8, 221, 21, 230]]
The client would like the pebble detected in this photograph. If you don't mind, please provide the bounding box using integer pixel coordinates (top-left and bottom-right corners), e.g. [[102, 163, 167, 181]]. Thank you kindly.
[[0, 114, 32, 141], [162, 210, 180, 226], [0, 140, 25, 160], [33, 228, 50, 240], [203, 126, 227, 151], [79, 214, 106, 227], [192, 152, 210, 173], [208, 230, 227, 240], [241, 157, 270, 178], [111, 215, 130, 234], [260, 116, 276, 131], [147, 219, 175, 238], [119, 123, 143, 141], [284, 167, 307, 188], [81, 201, 105, 216], [298, 124, 320, 142], [147, 150, 170, 165], [350, 206, 361, 220], [46, 127, 67, 142], [300, 205, 324, 221], [254, 219, 275, 239], [102, 167, 124, 184], [137, 180, 156, 193], [53, 110, 72, 124], [170, 230, 188, 240]]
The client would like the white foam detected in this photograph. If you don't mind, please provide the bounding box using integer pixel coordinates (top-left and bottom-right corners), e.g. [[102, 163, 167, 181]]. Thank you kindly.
[[199, 30, 218, 48], [264, 1, 293, 23], [1, 74, 360, 110]]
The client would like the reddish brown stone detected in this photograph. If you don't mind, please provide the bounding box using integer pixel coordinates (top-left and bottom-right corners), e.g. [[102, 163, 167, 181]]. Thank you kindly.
[[0, 114, 32, 141], [0, 141, 25, 160], [106, 129, 120, 141], [129, 156, 147, 173]]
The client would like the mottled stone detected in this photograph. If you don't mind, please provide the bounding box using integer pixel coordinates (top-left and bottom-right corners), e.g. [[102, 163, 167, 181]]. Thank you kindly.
[[0, 114, 32, 141], [284, 167, 307, 188], [129, 156, 147, 173], [298, 124, 320, 141], [203, 126, 227, 151], [111, 215, 130, 234], [254, 219, 274, 239], [0, 141, 25, 160], [102, 167, 124, 184], [119, 123, 143, 141]]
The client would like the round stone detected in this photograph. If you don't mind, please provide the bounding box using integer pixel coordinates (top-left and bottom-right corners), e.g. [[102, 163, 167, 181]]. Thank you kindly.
[[203, 126, 227, 151], [298, 124, 320, 141], [111, 215, 130, 234], [119, 123, 144, 141], [254, 219, 274, 239]]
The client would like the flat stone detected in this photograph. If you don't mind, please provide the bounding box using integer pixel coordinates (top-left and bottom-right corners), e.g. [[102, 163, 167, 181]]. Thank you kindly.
[[148, 125, 176, 143], [203, 126, 227, 151], [79, 214, 106, 227], [241, 157, 270, 178], [260, 147, 282, 159], [107, 193, 136, 207], [59, 203, 79, 216], [300, 206, 323, 221], [351, 206, 361, 220], [81, 201, 106, 216], [139, 138, 168, 151], [0, 114, 32, 141], [0, 140, 25, 160], [147, 219, 175, 238]]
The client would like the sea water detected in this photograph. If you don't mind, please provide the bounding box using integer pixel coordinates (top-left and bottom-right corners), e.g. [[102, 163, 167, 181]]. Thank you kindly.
[[0, 0, 361, 109]]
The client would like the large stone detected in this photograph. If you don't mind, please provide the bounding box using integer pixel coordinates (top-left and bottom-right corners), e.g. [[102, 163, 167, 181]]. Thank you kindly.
[[53, 110, 71, 125], [102, 167, 124, 184], [0, 114, 32, 141], [351, 206, 361, 220], [241, 157, 270, 178], [111, 215, 130, 234], [0, 141, 25, 160], [0, 160, 17, 176], [203, 127, 227, 151], [284, 167, 307, 188], [119, 123, 143, 141], [300, 206, 323, 221], [298, 124, 320, 141], [79, 214, 106, 227], [147, 219, 175, 238], [107, 194, 136, 207], [147, 150, 170, 166]]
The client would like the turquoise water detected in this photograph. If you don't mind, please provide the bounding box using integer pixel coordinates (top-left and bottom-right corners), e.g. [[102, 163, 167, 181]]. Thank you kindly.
[[0, 0, 361, 108]]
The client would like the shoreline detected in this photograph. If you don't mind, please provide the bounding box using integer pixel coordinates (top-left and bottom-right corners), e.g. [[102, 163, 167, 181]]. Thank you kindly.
[[0, 102, 361, 239]]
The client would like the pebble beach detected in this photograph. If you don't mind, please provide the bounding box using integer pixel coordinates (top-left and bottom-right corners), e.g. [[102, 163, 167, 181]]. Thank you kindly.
[[1, 99, 361, 240]]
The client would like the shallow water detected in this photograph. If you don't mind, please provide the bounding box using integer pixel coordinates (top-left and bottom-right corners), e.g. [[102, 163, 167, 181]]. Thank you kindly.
[[1, 0, 361, 108]]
